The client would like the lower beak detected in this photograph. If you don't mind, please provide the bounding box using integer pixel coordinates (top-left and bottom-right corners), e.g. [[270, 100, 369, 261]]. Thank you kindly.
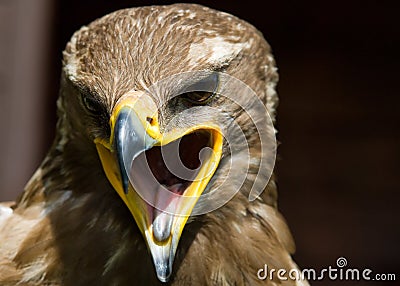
[[94, 92, 223, 282]]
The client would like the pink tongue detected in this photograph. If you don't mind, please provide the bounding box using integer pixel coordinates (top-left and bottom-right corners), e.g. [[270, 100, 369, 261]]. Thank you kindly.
[[166, 183, 184, 194], [152, 184, 182, 242]]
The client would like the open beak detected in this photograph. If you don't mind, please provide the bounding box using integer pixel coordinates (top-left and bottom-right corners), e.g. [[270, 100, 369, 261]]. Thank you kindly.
[[94, 91, 223, 282]]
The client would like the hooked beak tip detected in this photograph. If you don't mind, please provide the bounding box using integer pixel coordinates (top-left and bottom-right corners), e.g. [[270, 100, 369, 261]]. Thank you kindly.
[[155, 263, 172, 283], [150, 241, 174, 282]]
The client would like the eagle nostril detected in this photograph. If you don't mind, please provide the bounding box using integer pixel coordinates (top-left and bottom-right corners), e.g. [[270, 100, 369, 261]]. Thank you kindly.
[[146, 117, 154, 125]]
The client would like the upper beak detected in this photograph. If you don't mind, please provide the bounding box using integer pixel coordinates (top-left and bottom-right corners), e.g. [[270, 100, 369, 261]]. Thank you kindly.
[[94, 90, 223, 282]]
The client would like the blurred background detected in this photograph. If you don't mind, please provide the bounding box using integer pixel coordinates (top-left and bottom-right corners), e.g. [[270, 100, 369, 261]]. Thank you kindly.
[[0, 0, 398, 285]]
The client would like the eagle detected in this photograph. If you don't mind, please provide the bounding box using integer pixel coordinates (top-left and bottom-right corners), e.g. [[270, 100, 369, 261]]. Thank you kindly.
[[0, 4, 307, 286]]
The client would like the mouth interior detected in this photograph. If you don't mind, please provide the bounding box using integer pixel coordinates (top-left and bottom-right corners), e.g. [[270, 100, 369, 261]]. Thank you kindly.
[[144, 131, 212, 195]]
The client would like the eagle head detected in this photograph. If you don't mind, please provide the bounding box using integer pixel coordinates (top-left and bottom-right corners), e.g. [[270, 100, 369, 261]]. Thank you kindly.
[[59, 4, 278, 282]]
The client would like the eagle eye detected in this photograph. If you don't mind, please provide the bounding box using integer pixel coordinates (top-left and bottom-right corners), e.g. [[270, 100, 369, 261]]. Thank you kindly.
[[182, 91, 214, 104], [181, 72, 219, 104], [81, 93, 103, 114]]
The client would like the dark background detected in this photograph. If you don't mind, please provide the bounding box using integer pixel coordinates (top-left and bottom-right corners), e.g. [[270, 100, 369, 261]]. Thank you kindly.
[[1, 1, 399, 285]]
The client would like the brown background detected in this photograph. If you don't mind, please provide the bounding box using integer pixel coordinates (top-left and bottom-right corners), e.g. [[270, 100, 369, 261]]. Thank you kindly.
[[1, 1, 399, 285]]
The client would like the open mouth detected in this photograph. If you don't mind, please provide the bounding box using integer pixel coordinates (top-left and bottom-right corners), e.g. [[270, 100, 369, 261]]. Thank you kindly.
[[144, 131, 212, 195], [127, 130, 219, 217], [127, 130, 217, 241], [130, 131, 212, 199]]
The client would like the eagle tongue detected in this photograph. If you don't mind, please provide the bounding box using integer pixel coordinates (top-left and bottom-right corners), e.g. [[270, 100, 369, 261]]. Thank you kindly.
[[152, 183, 182, 242]]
